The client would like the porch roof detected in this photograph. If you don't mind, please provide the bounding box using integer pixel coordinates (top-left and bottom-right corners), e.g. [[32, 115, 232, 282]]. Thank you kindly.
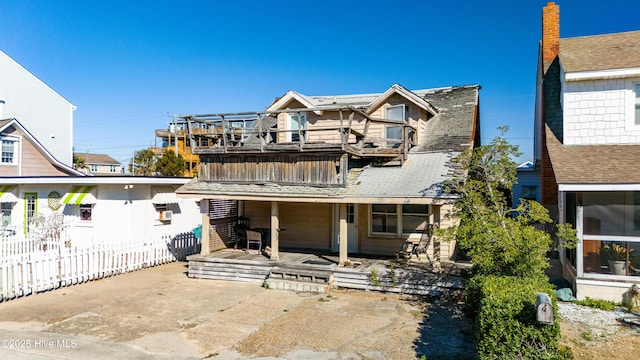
[[177, 152, 460, 203], [546, 125, 640, 184]]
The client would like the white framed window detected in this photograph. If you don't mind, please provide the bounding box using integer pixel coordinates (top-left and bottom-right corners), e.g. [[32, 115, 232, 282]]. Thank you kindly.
[[79, 204, 93, 221], [384, 105, 406, 148], [1, 139, 17, 165], [635, 83, 640, 126], [90, 164, 98, 172], [385, 105, 405, 121], [371, 204, 397, 235], [287, 113, 307, 142], [110, 165, 118, 172], [370, 204, 430, 236], [624, 79, 640, 130], [401, 204, 429, 234], [1, 202, 12, 226]]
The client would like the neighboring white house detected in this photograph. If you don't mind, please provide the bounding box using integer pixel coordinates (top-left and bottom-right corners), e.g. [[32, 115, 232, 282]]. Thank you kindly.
[[74, 152, 122, 175], [0, 50, 75, 167], [2, 176, 201, 248]]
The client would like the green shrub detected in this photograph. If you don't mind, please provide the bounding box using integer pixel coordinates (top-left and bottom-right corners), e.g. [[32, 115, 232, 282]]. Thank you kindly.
[[573, 297, 616, 311], [467, 275, 573, 360]]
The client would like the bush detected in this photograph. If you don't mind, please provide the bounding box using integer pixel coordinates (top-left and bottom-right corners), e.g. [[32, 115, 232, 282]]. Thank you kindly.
[[466, 275, 573, 359], [573, 297, 616, 311]]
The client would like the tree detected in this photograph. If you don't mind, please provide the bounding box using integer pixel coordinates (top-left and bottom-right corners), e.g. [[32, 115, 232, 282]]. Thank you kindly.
[[129, 149, 157, 176], [440, 127, 566, 279], [73, 154, 87, 170], [155, 149, 186, 177]]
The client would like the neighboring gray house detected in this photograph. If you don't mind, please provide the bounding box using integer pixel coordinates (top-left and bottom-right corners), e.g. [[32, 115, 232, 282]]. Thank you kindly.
[[74, 152, 122, 175]]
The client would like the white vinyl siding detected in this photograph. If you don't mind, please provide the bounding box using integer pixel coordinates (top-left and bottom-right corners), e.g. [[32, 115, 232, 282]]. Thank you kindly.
[[0, 51, 75, 166]]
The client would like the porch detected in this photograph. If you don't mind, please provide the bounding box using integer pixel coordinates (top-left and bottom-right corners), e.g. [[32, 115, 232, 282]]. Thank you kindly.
[[187, 248, 465, 295]]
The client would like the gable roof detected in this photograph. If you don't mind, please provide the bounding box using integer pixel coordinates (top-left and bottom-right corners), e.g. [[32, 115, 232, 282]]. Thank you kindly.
[[559, 30, 640, 73], [0, 118, 84, 176], [74, 152, 121, 165], [266, 84, 439, 116], [366, 84, 438, 116]]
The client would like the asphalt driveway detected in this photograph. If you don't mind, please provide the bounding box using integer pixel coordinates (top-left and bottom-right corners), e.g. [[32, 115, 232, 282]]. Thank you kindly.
[[0, 262, 474, 359]]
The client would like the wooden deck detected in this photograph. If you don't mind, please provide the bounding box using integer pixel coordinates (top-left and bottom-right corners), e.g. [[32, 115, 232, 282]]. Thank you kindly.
[[187, 249, 465, 295]]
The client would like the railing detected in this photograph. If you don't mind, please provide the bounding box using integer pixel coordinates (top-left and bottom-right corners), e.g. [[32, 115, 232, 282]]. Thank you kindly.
[[0, 231, 201, 301]]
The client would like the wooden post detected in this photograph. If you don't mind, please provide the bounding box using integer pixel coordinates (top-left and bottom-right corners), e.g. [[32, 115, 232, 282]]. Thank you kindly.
[[270, 201, 280, 261], [221, 115, 228, 153], [200, 200, 210, 255], [339, 203, 348, 266]]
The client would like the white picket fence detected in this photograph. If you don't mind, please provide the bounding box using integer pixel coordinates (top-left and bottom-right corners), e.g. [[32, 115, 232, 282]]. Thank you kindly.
[[0, 232, 200, 302]]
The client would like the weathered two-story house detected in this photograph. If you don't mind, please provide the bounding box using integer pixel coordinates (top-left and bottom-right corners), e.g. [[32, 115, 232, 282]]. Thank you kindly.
[[177, 83, 480, 266], [537, 2, 640, 301]]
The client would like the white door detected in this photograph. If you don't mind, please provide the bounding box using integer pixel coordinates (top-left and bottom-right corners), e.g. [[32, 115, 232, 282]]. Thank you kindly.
[[346, 204, 358, 253]]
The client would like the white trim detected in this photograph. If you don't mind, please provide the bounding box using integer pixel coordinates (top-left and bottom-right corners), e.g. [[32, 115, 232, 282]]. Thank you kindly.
[[576, 277, 638, 288], [177, 192, 452, 204], [564, 67, 640, 81], [559, 184, 640, 192], [583, 234, 640, 242], [0, 176, 191, 185], [266, 90, 322, 115], [366, 84, 437, 116], [0, 118, 83, 176]]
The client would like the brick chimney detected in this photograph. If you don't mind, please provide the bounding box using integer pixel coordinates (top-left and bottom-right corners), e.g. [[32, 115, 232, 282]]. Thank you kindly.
[[542, 2, 560, 62]]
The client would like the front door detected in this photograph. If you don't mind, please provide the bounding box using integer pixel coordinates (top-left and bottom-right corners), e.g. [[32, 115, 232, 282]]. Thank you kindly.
[[346, 204, 358, 253], [333, 203, 358, 253]]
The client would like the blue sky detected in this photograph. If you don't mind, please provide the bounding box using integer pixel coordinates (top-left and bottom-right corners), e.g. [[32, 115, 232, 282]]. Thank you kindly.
[[1, 0, 638, 168]]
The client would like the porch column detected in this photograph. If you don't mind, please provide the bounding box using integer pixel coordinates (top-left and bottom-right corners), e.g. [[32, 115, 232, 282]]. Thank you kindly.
[[270, 201, 280, 261], [576, 205, 584, 277], [339, 203, 348, 266], [200, 200, 210, 255]]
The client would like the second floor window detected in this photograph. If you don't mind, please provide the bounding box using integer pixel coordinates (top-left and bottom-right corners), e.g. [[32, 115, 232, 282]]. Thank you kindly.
[[1, 140, 16, 164], [90, 164, 98, 172], [385, 105, 406, 148], [110, 165, 117, 172], [635, 83, 640, 125], [288, 113, 307, 142]]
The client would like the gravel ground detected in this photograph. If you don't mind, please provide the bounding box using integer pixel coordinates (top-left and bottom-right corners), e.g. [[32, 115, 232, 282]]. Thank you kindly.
[[558, 302, 640, 338]]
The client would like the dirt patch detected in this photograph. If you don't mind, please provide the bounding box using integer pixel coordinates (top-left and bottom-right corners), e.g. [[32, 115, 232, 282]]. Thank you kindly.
[[0, 262, 475, 359]]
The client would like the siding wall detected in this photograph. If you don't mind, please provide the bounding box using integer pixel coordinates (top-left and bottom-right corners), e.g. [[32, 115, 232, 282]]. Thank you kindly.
[[242, 200, 332, 250], [0, 51, 74, 166], [274, 96, 427, 146], [3, 184, 200, 247], [563, 78, 640, 145], [0, 126, 70, 177]]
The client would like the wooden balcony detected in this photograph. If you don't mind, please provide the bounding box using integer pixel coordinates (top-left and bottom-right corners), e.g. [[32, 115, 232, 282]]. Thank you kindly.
[[178, 107, 416, 161]]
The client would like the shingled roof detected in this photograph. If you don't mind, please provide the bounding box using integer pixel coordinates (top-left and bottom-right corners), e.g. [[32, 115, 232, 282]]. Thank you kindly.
[[413, 85, 479, 153], [546, 125, 640, 184], [74, 152, 120, 165], [559, 30, 640, 73]]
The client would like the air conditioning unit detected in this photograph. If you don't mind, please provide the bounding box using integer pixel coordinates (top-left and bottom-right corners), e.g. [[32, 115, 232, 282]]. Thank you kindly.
[[159, 210, 173, 221]]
